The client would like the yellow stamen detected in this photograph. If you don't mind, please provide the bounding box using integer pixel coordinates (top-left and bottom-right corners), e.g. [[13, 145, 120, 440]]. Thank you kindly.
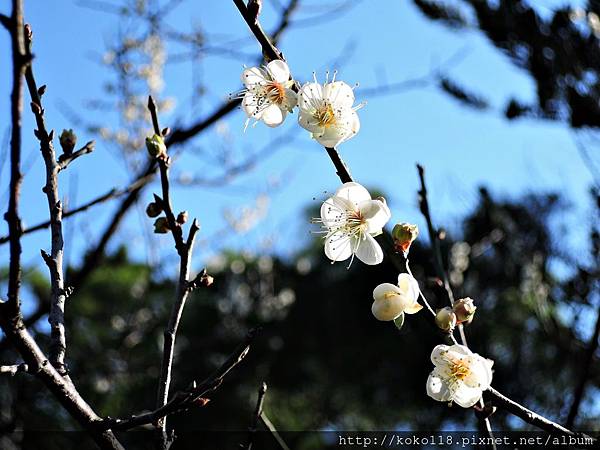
[[315, 103, 337, 127]]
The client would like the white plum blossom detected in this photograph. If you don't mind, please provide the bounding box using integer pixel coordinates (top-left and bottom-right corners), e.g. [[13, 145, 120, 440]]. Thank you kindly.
[[315, 182, 391, 267], [239, 60, 297, 128], [371, 273, 423, 321], [298, 72, 361, 147], [426, 344, 494, 408]]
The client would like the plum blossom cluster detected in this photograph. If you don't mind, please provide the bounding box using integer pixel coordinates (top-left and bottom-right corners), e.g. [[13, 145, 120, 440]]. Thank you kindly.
[[238, 60, 361, 147], [237, 60, 494, 411]]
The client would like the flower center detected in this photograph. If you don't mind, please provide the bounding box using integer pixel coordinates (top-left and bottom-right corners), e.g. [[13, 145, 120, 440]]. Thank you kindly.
[[315, 102, 337, 127], [450, 359, 471, 380], [266, 82, 286, 104]]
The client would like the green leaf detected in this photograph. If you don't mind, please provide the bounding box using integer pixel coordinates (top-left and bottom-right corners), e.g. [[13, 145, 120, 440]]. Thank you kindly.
[[393, 313, 405, 330]]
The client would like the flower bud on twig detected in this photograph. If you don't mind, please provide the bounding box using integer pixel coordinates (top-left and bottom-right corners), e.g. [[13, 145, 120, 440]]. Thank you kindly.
[[146, 201, 163, 218], [435, 306, 457, 332], [59, 129, 77, 155], [176, 211, 188, 225], [153, 217, 170, 234], [392, 223, 419, 255], [453, 297, 476, 324], [145, 134, 167, 159]]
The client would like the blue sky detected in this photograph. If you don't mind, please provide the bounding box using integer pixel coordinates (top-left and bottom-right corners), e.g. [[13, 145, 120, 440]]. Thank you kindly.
[[0, 0, 595, 284]]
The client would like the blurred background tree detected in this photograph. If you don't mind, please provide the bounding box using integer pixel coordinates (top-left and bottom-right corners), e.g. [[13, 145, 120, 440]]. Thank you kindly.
[[1, 188, 598, 448]]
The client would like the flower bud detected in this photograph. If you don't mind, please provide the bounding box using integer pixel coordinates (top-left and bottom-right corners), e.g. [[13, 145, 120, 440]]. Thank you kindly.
[[453, 297, 476, 324], [153, 217, 170, 234], [176, 211, 188, 225], [145, 134, 167, 158], [146, 202, 163, 218], [392, 223, 419, 254], [435, 306, 457, 332], [59, 129, 77, 155]]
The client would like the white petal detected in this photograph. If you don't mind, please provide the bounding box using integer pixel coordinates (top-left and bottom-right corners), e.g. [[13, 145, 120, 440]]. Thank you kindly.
[[371, 297, 403, 321], [334, 182, 372, 207], [298, 82, 323, 111], [282, 88, 297, 111], [323, 81, 355, 109], [463, 355, 494, 390], [372, 283, 401, 302], [359, 200, 391, 234], [261, 104, 285, 127], [313, 126, 346, 147], [320, 196, 355, 228], [355, 233, 383, 265], [397, 273, 419, 303], [430, 344, 451, 367], [426, 371, 452, 403], [242, 92, 265, 119], [324, 230, 353, 263], [266, 60, 290, 84], [447, 344, 473, 357], [453, 384, 483, 408], [241, 67, 267, 87], [299, 111, 324, 133]]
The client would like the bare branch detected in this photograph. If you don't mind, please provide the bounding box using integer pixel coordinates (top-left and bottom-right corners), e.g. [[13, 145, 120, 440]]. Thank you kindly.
[[4, 0, 27, 317], [147, 96, 205, 449], [0, 175, 152, 245], [0, 363, 30, 376], [246, 382, 268, 450], [23, 24, 79, 376], [487, 387, 596, 446], [105, 328, 258, 431], [233, 0, 285, 61], [57, 140, 95, 171]]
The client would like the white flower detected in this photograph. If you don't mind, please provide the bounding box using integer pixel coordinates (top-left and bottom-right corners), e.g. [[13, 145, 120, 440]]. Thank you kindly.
[[297, 73, 361, 147], [315, 182, 390, 267], [426, 344, 494, 408], [239, 60, 297, 128], [371, 273, 423, 321]]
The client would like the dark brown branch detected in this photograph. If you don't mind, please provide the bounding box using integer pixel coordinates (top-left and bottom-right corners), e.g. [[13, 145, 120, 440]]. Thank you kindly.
[[57, 140, 95, 170], [0, 13, 11, 30], [23, 25, 80, 376], [566, 306, 600, 428], [246, 382, 268, 450], [487, 387, 596, 447], [147, 96, 203, 449], [5, 0, 27, 317], [105, 329, 258, 431], [233, 0, 285, 62], [0, 311, 124, 449]]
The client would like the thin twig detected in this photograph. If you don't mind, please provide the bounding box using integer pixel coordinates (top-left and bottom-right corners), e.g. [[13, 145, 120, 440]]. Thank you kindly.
[[487, 387, 596, 447], [147, 96, 203, 450], [4, 0, 27, 317], [57, 140, 95, 170], [260, 412, 291, 450], [0, 175, 153, 245], [105, 329, 258, 431], [24, 25, 83, 376], [0, 363, 30, 376], [416, 164, 494, 444], [246, 382, 268, 450]]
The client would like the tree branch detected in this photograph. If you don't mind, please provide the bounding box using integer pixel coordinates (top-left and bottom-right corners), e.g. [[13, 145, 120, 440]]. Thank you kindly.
[[0, 175, 152, 245], [147, 96, 204, 449], [487, 387, 596, 446], [104, 328, 258, 432], [57, 140, 95, 170], [0, 363, 30, 376], [4, 0, 27, 318], [23, 24, 84, 376], [246, 382, 268, 450]]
